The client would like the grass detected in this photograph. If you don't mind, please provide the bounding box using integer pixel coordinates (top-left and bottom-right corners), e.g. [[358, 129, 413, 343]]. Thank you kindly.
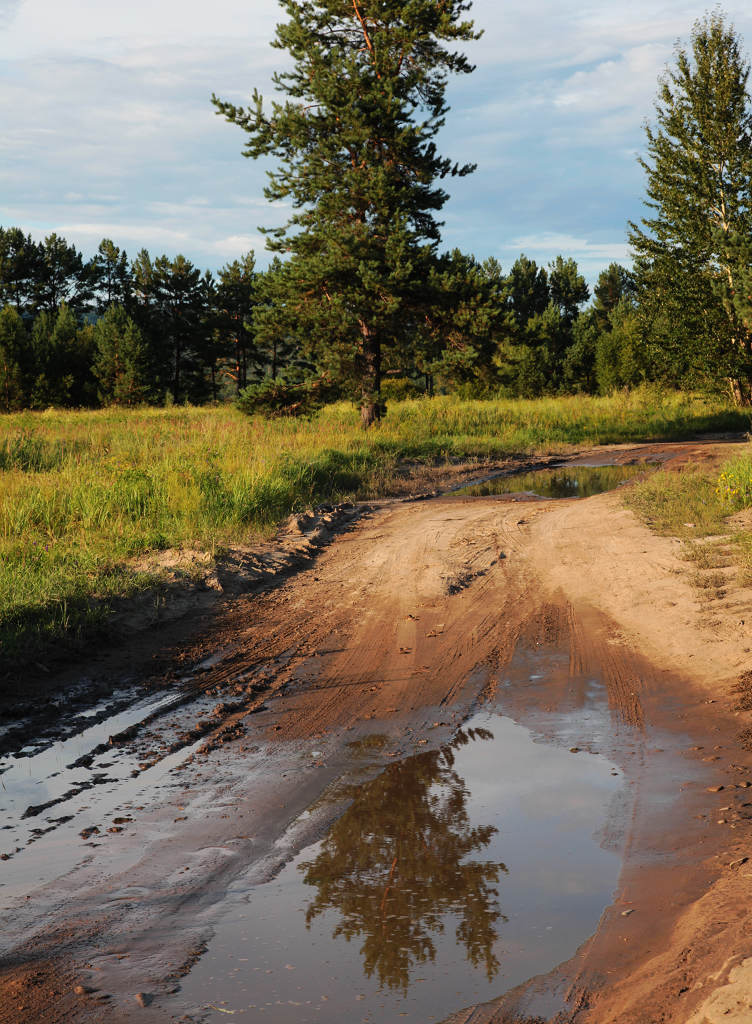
[[0, 388, 748, 664], [625, 442, 752, 601]]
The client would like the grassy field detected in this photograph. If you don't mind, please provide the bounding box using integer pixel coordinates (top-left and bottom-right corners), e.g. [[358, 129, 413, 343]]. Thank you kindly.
[[1, 388, 748, 663]]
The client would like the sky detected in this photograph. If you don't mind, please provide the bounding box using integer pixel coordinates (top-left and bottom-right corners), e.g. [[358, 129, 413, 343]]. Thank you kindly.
[[2, 0, 752, 283]]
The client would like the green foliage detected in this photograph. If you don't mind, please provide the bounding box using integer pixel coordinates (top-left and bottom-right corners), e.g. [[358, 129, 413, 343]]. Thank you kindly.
[[596, 298, 646, 394], [216, 252, 258, 392], [593, 263, 636, 332], [92, 305, 151, 406], [717, 455, 752, 509], [0, 306, 28, 411], [90, 238, 132, 315], [35, 233, 89, 315], [629, 12, 752, 399], [506, 255, 549, 328], [213, 0, 480, 425], [237, 374, 341, 417], [0, 227, 41, 314], [562, 310, 599, 393], [28, 304, 96, 408]]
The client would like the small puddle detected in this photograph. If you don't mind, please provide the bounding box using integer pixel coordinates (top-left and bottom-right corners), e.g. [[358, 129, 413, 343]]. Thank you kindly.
[[178, 713, 622, 1022], [455, 462, 656, 499]]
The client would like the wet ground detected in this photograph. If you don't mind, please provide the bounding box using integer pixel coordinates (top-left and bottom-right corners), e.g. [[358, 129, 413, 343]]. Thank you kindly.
[[176, 706, 623, 1023], [453, 463, 657, 500], [1, 440, 747, 1024]]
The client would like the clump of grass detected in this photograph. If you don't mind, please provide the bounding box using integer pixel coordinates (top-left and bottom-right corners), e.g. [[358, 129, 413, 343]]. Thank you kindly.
[[681, 540, 733, 568], [0, 388, 746, 663], [627, 446, 752, 606], [624, 468, 728, 538]]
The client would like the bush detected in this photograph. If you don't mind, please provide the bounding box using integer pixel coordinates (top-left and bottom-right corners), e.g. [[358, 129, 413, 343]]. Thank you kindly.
[[237, 374, 340, 417]]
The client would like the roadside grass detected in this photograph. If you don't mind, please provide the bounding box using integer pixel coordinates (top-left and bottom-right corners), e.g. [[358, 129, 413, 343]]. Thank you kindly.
[[0, 388, 748, 664], [623, 469, 729, 538], [625, 446, 752, 601]]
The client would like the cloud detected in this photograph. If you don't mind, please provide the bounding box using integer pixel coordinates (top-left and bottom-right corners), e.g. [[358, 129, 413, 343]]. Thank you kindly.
[[3, 0, 752, 281]]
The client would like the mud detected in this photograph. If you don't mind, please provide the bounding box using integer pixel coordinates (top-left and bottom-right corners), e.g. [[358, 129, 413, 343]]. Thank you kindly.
[[1, 437, 752, 1024]]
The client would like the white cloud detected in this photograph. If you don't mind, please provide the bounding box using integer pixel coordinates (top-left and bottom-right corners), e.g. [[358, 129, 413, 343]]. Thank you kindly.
[[2, 0, 752, 279]]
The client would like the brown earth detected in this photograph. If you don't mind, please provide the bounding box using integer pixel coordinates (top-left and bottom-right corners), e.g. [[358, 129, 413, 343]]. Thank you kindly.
[[2, 438, 752, 1023]]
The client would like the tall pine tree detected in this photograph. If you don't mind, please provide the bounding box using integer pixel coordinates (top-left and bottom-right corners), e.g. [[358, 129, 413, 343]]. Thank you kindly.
[[213, 0, 480, 425], [629, 12, 752, 402]]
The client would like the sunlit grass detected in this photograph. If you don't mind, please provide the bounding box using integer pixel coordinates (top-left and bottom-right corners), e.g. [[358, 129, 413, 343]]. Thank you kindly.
[[626, 446, 752, 596], [0, 388, 747, 660]]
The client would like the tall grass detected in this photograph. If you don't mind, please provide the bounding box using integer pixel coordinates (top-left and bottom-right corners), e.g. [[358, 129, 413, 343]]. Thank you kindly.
[[0, 389, 747, 660]]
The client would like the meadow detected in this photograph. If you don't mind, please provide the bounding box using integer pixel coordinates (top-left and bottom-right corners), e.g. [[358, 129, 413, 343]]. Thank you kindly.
[[1, 388, 749, 664]]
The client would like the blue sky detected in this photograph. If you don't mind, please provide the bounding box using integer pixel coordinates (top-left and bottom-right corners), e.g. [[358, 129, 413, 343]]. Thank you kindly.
[[2, 0, 752, 282]]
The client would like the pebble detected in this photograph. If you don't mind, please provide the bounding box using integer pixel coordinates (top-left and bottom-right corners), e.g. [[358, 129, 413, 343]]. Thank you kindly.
[[729, 857, 749, 870], [135, 992, 152, 1008], [569, 747, 581, 754], [621, 908, 635, 917], [707, 785, 724, 792]]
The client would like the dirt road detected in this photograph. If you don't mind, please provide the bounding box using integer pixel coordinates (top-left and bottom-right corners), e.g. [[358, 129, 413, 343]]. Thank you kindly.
[[2, 440, 752, 1023]]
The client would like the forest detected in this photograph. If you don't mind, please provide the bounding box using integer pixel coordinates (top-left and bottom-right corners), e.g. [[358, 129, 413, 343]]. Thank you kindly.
[[1, 9, 752, 419]]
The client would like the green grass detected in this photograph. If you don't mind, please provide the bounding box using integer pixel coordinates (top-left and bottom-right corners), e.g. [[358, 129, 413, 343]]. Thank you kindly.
[[0, 388, 747, 663], [624, 469, 729, 538], [626, 445, 752, 598]]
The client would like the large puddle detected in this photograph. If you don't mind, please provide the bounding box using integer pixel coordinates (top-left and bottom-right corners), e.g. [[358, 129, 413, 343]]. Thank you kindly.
[[454, 462, 656, 499], [178, 712, 623, 1022]]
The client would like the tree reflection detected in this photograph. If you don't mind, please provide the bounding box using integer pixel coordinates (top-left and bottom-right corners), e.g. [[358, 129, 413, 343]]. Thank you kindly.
[[300, 728, 506, 993]]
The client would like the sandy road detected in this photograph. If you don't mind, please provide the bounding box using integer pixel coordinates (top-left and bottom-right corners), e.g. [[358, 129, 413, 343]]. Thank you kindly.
[[3, 440, 752, 1023]]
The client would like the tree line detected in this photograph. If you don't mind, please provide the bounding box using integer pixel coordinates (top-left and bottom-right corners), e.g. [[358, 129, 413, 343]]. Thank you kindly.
[[0, 227, 641, 412], [2, 5, 751, 417]]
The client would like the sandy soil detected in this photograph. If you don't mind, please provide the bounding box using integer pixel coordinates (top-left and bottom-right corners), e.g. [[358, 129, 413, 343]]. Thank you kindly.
[[2, 438, 752, 1023]]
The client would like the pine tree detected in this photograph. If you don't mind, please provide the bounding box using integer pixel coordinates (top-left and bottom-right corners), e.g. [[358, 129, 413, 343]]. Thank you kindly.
[[34, 234, 90, 316], [629, 12, 752, 402], [0, 228, 42, 315], [0, 306, 28, 411], [592, 263, 635, 332], [29, 304, 94, 407], [216, 252, 258, 392], [505, 255, 549, 328], [92, 305, 150, 406], [213, 0, 480, 425], [90, 239, 132, 315]]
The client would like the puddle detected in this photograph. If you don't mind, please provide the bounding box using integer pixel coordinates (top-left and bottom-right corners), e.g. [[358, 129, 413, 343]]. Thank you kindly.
[[178, 713, 622, 1022], [455, 462, 657, 500]]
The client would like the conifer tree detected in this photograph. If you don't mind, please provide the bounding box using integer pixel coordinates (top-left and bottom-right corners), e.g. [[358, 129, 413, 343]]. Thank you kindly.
[[0, 306, 28, 411], [92, 305, 150, 406], [0, 228, 41, 314], [592, 263, 635, 332], [216, 253, 258, 392], [629, 12, 752, 401], [90, 239, 132, 315], [213, 0, 480, 425]]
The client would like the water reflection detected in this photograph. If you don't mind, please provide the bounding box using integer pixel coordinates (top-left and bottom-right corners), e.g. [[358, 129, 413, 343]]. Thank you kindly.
[[456, 462, 657, 499], [300, 727, 506, 993]]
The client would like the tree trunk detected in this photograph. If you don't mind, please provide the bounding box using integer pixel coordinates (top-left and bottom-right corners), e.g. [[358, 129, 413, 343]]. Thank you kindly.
[[728, 377, 752, 406], [173, 338, 182, 404], [360, 321, 382, 428]]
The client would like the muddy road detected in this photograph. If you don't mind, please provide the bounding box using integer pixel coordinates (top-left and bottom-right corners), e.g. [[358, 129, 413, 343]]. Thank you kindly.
[[3, 440, 752, 1023]]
